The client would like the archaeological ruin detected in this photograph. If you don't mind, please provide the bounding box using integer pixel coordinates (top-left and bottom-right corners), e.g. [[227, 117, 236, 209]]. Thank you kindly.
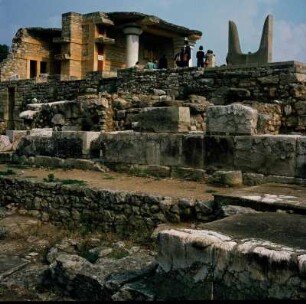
[[0, 10, 306, 301]]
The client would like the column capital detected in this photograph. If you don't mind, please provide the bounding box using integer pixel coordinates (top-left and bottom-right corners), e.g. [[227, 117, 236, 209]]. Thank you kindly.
[[122, 23, 143, 36]]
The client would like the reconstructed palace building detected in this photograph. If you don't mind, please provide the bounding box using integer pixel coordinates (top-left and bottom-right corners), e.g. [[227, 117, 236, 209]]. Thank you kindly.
[[0, 11, 202, 81]]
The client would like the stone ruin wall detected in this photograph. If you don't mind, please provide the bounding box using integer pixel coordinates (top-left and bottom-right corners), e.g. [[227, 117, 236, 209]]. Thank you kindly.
[[0, 28, 61, 82], [0, 175, 216, 233], [0, 61, 305, 135], [116, 61, 306, 134]]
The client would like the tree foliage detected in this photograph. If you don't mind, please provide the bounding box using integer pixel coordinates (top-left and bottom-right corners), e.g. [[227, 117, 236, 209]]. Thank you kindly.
[[0, 44, 9, 62]]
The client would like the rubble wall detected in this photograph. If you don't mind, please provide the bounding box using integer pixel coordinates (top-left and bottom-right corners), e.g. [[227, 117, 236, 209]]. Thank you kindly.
[[0, 61, 305, 134], [0, 176, 216, 233]]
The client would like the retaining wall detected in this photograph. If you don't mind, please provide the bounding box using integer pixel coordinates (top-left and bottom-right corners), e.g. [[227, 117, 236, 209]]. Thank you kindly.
[[0, 176, 216, 233], [13, 131, 306, 182]]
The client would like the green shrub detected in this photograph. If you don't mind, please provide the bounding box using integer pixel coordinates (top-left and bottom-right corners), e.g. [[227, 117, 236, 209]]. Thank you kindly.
[[0, 169, 16, 176], [43, 173, 86, 186]]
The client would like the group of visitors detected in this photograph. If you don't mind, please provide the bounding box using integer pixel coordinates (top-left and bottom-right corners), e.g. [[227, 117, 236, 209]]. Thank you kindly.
[[133, 38, 216, 70], [175, 40, 216, 69], [196, 47, 216, 68], [134, 54, 168, 70], [174, 39, 192, 68]]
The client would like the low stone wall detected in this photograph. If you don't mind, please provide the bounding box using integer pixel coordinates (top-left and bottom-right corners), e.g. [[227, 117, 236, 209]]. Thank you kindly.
[[0, 176, 216, 233]]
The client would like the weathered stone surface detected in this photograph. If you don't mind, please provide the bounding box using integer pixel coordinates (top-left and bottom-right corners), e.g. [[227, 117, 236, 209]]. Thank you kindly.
[[0, 135, 12, 152], [181, 133, 204, 168], [234, 135, 298, 177], [207, 170, 243, 187], [206, 104, 258, 135], [29, 128, 53, 137], [46, 242, 156, 301], [51, 114, 65, 125], [226, 15, 273, 66], [156, 213, 306, 300], [137, 107, 190, 133], [204, 135, 235, 170], [19, 110, 38, 120], [296, 136, 306, 178], [242, 172, 265, 186]]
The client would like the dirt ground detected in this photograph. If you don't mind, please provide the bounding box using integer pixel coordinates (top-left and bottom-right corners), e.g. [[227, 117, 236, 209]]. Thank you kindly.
[[0, 164, 229, 200]]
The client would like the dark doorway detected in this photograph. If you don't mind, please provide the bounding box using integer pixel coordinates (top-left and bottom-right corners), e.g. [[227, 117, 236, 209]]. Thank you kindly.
[[8, 87, 15, 129], [30, 60, 37, 78], [40, 61, 47, 74]]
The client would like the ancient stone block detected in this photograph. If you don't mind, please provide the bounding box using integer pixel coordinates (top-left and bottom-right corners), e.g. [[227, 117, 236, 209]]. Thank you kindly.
[[182, 134, 205, 168], [207, 170, 243, 187], [204, 135, 235, 170], [234, 135, 298, 177], [52, 132, 83, 158], [0, 135, 12, 152], [160, 134, 184, 167], [137, 106, 190, 133], [206, 104, 258, 135], [30, 128, 53, 137], [297, 136, 306, 178], [242, 173, 265, 186], [171, 167, 206, 182]]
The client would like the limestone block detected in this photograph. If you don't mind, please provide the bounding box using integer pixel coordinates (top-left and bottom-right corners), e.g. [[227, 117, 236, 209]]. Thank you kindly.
[[19, 110, 38, 120], [181, 134, 205, 168], [6, 130, 27, 150], [0, 135, 12, 152], [206, 104, 258, 135], [81, 131, 101, 156], [95, 133, 151, 165], [15, 136, 54, 157], [171, 167, 206, 182], [160, 134, 184, 167], [52, 132, 83, 158], [204, 135, 235, 169], [235, 135, 299, 177], [30, 128, 53, 137], [207, 170, 243, 187], [294, 101, 306, 115], [242, 173, 265, 186], [137, 106, 190, 133], [51, 114, 65, 125], [296, 136, 306, 178]]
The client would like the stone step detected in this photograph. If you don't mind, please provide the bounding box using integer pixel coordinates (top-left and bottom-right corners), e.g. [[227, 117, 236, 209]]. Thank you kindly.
[[213, 183, 306, 214]]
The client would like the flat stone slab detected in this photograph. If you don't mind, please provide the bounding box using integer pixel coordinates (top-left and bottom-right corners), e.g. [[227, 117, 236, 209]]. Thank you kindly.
[[0, 255, 29, 280], [214, 183, 306, 213], [199, 212, 306, 250]]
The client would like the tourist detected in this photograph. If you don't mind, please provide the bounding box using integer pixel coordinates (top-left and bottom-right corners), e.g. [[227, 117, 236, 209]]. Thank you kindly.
[[174, 48, 184, 68], [133, 61, 140, 70], [158, 54, 168, 69], [153, 59, 159, 69], [145, 59, 155, 70], [205, 49, 216, 68], [182, 39, 191, 67], [196, 45, 205, 68]]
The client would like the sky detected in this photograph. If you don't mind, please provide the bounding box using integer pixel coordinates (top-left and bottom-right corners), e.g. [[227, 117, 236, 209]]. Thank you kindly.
[[0, 0, 305, 66]]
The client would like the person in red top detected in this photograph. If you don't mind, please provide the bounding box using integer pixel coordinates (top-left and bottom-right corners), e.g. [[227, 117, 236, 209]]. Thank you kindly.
[[182, 39, 191, 67]]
